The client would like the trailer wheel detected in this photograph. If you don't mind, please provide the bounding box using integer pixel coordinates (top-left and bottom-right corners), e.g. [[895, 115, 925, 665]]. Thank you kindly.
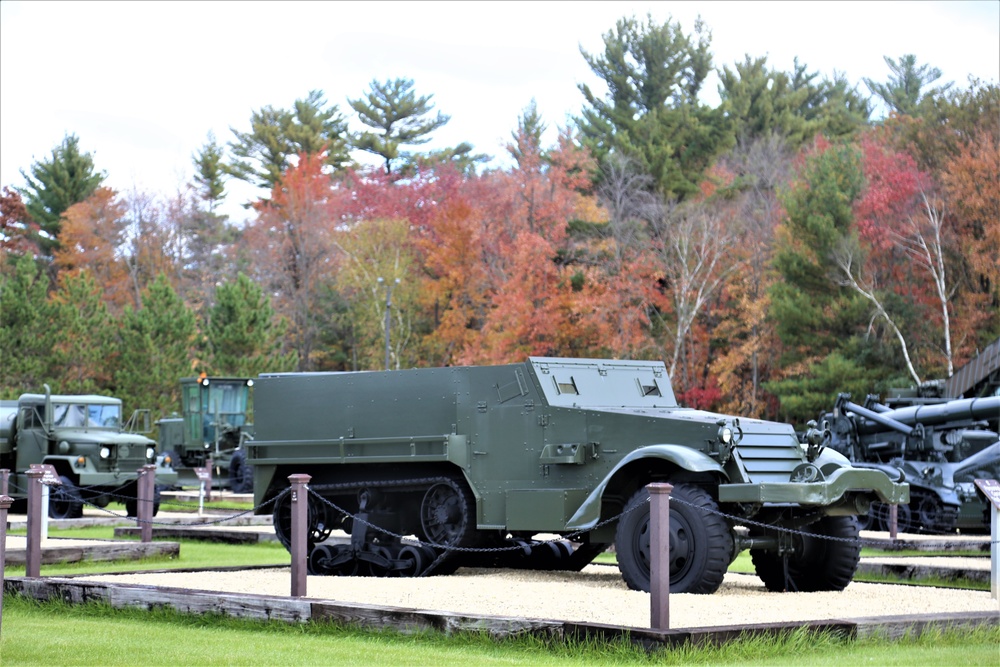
[[752, 515, 861, 592], [615, 483, 733, 594], [125, 486, 161, 518], [49, 476, 83, 519]]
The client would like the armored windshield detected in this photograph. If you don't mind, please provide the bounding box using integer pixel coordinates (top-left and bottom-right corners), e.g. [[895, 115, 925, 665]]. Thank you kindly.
[[53, 402, 120, 428]]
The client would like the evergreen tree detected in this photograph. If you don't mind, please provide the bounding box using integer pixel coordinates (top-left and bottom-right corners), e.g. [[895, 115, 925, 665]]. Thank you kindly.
[[192, 132, 227, 211], [0, 254, 55, 397], [507, 99, 547, 167], [864, 54, 953, 118], [227, 90, 350, 192], [48, 270, 116, 394], [348, 78, 451, 174], [203, 273, 297, 376], [719, 56, 816, 147], [577, 14, 733, 200], [16, 134, 105, 257], [115, 274, 197, 417]]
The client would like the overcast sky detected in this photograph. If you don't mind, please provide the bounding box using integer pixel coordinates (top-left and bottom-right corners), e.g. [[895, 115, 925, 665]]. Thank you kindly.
[[2, 0, 998, 223]]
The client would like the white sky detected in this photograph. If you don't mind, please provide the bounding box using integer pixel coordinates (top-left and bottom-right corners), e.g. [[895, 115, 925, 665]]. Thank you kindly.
[[2, 0, 998, 223]]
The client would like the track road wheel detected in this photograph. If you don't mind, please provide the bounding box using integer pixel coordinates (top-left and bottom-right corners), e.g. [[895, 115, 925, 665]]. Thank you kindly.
[[752, 515, 861, 592], [614, 483, 733, 594], [48, 476, 83, 519]]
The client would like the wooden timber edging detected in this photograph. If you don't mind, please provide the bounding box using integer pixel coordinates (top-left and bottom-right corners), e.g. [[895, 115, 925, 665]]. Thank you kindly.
[[861, 535, 991, 553], [5, 541, 180, 565], [4, 577, 998, 649], [856, 561, 990, 583], [112, 526, 279, 544]]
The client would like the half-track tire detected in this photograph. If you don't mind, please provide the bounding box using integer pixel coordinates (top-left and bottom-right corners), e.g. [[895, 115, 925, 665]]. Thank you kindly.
[[752, 515, 861, 592], [615, 483, 733, 594], [48, 475, 84, 519]]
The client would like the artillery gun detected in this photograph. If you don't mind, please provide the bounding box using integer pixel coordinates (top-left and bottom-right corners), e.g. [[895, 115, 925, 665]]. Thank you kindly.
[[0, 386, 176, 518], [249, 357, 907, 594], [820, 392, 1000, 533], [156, 376, 255, 493]]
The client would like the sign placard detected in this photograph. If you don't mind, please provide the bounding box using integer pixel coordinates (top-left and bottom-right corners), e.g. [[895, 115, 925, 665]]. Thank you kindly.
[[29, 463, 61, 485], [194, 467, 212, 482], [974, 479, 1000, 510]]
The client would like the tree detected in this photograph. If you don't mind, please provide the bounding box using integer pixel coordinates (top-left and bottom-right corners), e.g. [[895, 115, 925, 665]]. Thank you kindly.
[[115, 274, 197, 418], [864, 54, 953, 117], [243, 152, 339, 370], [203, 272, 297, 376], [227, 90, 350, 192], [719, 56, 816, 147], [16, 134, 105, 257], [0, 254, 55, 397], [507, 99, 547, 168], [48, 270, 116, 394], [192, 132, 227, 211], [348, 78, 450, 175], [577, 13, 732, 200], [0, 186, 39, 258]]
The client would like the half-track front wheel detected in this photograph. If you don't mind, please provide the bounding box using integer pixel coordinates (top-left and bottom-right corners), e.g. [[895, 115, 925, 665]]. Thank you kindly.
[[272, 488, 333, 550], [751, 515, 861, 592], [615, 483, 733, 594]]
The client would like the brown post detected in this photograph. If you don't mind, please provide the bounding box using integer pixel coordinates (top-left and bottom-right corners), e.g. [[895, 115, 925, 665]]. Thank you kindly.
[[205, 458, 213, 502], [289, 474, 311, 597], [1, 493, 13, 637], [137, 464, 156, 543], [25, 468, 44, 577], [648, 482, 673, 630], [889, 503, 898, 540], [0, 468, 8, 495]]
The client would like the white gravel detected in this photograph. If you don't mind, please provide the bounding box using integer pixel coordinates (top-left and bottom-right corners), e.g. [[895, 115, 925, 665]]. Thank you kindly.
[[79, 565, 1000, 629]]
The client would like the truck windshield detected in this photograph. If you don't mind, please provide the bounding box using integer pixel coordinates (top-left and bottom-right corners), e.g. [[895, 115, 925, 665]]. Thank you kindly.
[[53, 403, 120, 428]]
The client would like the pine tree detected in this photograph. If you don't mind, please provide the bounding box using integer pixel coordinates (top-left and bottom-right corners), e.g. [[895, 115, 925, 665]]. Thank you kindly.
[[577, 14, 732, 200], [115, 274, 197, 417], [204, 273, 297, 376], [227, 90, 350, 192], [16, 134, 105, 257], [48, 270, 116, 394], [192, 132, 227, 211], [864, 54, 953, 118], [349, 78, 450, 174], [0, 254, 55, 397]]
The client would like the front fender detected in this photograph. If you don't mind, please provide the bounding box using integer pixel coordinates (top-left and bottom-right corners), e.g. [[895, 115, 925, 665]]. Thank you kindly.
[[565, 444, 726, 530]]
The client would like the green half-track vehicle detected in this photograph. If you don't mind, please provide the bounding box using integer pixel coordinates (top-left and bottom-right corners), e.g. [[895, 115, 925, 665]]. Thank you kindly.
[[249, 357, 908, 594], [156, 376, 255, 493], [1, 386, 177, 518]]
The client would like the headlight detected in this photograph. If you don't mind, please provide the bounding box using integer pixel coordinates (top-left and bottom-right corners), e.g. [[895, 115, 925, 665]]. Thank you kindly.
[[246, 379, 254, 387], [100, 446, 111, 459], [719, 426, 733, 444], [146, 446, 156, 460]]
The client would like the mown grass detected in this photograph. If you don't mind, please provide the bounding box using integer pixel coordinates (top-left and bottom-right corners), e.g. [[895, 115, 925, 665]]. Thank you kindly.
[[2, 594, 998, 666]]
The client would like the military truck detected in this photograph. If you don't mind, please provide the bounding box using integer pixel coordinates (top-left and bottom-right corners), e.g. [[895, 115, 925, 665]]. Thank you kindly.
[[0, 386, 177, 518], [156, 376, 255, 493], [819, 392, 1000, 533], [249, 357, 908, 594]]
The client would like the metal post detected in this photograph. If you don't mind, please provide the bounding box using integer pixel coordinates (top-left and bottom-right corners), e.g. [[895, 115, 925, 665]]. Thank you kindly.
[[1, 494, 13, 637], [889, 503, 898, 540], [289, 474, 311, 597], [25, 468, 44, 577], [1, 468, 8, 495], [648, 482, 673, 630], [992, 500, 998, 601], [138, 464, 156, 543]]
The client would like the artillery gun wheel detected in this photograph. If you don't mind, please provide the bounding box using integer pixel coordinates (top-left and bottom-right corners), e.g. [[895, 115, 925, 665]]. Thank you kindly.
[[615, 483, 733, 594], [48, 476, 84, 519], [752, 515, 861, 592], [272, 489, 333, 550]]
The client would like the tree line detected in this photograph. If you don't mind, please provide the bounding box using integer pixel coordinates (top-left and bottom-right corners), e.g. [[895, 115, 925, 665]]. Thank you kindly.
[[2, 14, 997, 427]]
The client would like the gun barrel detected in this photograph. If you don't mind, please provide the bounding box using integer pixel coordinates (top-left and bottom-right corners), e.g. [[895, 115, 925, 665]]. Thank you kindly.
[[879, 396, 1000, 428], [953, 440, 1000, 476]]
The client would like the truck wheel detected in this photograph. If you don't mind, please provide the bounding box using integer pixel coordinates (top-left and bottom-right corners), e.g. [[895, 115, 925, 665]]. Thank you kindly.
[[752, 515, 861, 592], [49, 476, 84, 519], [615, 483, 733, 594], [229, 449, 253, 494], [125, 486, 162, 517]]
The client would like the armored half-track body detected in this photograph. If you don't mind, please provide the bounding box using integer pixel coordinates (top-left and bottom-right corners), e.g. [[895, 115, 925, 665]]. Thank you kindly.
[[250, 358, 908, 594], [821, 392, 1000, 533]]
